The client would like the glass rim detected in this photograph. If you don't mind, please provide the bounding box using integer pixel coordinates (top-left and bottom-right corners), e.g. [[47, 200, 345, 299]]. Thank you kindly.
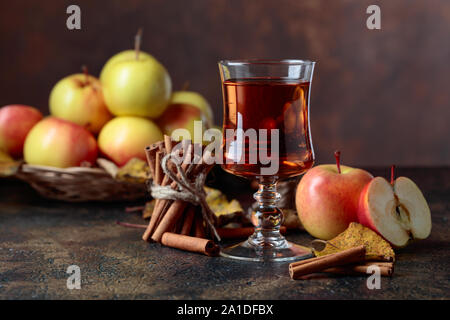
[[218, 59, 316, 66]]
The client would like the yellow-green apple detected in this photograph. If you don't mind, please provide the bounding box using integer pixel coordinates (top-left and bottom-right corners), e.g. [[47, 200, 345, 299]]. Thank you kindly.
[[101, 50, 171, 118], [170, 91, 214, 127], [295, 151, 373, 240], [98, 116, 163, 166], [100, 31, 171, 118], [100, 50, 153, 83], [49, 67, 112, 134], [156, 104, 206, 144], [357, 166, 431, 247], [0, 105, 43, 158], [24, 117, 97, 168]]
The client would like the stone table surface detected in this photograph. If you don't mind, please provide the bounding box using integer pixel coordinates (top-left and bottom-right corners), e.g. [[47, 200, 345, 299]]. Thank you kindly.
[[0, 167, 449, 300]]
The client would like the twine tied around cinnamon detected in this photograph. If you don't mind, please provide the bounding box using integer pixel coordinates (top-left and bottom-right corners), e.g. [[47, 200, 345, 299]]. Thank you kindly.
[[150, 151, 221, 241]]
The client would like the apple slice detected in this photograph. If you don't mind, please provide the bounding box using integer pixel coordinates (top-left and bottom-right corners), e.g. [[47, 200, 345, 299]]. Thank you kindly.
[[358, 174, 432, 247], [394, 177, 432, 241]]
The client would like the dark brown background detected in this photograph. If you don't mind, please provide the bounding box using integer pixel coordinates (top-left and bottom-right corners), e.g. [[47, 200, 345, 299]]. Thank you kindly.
[[0, 0, 449, 166]]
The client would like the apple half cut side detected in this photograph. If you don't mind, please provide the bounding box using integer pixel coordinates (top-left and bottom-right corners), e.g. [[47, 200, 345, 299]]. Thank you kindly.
[[357, 176, 432, 247]]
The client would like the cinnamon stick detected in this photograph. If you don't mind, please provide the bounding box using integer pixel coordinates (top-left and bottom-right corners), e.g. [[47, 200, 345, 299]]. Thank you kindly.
[[289, 253, 330, 269], [157, 136, 177, 187], [180, 205, 196, 235], [154, 151, 164, 185], [217, 226, 287, 240], [365, 255, 395, 262], [289, 246, 366, 280], [144, 146, 156, 177], [288, 250, 390, 269], [323, 263, 393, 277], [144, 142, 164, 179], [191, 149, 213, 176], [149, 150, 165, 222], [193, 209, 206, 238], [152, 199, 188, 242], [173, 214, 182, 233], [164, 135, 174, 153], [143, 153, 168, 241], [161, 232, 220, 256], [358, 261, 394, 268], [155, 136, 178, 187]]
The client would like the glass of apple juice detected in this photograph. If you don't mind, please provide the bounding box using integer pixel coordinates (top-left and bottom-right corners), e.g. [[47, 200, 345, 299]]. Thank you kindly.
[[218, 59, 316, 262]]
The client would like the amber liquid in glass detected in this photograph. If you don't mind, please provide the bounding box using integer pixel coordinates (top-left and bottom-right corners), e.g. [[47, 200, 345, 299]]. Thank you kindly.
[[222, 78, 314, 179]]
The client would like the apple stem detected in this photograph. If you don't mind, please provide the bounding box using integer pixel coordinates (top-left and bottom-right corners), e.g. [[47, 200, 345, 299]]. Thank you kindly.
[[82, 65, 89, 85], [135, 28, 143, 60], [334, 150, 341, 174], [390, 165, 396, 185]]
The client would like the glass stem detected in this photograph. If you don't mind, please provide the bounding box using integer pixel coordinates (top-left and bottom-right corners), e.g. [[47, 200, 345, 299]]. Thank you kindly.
[[248, 176, 287, 248]]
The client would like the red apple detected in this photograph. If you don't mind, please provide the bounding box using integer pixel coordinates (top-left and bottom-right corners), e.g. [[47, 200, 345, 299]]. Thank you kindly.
[[295, 151, 374, 240], [169, 91, 214, 127], [0, 105, 43, 158], [156, 103, 205, 143], [357, 166, 432, 247], [24, 117, 97, 168]]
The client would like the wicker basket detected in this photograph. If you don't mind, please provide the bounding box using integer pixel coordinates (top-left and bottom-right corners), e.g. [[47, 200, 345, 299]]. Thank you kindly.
[[15, 163, 147, 202]]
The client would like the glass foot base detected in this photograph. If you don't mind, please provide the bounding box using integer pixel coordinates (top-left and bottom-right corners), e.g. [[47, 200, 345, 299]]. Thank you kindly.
[[220, 239, 313, 262]]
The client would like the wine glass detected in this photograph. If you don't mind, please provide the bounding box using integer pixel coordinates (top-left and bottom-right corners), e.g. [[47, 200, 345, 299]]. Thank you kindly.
[[218, 59, 316, 262]]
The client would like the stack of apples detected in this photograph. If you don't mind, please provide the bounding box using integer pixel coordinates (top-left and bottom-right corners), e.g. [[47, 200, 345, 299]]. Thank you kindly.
[[296, 151, 432, 248], [0, 31, 213, 169]]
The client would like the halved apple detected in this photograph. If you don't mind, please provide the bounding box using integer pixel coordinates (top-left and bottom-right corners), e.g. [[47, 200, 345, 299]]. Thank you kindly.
[[357, 176, 432, 247]]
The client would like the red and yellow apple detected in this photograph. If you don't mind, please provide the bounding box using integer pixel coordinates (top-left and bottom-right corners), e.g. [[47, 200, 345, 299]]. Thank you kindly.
[[170, 91, 214, 127], [49, 69, 112, 134], [24, 117, 97, 168], [101, 50, 172, 118], [295, 151, 373, 240], [98, 116, 163, 166], [0, 105, 43, 158], [156, 103, 205, 143], [357, 166, 432, 247]]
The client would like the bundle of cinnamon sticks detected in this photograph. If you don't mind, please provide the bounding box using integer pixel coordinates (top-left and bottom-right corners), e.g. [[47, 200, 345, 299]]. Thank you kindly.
[[142, 136, 219, 256], [289, 245, 394, 279]]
